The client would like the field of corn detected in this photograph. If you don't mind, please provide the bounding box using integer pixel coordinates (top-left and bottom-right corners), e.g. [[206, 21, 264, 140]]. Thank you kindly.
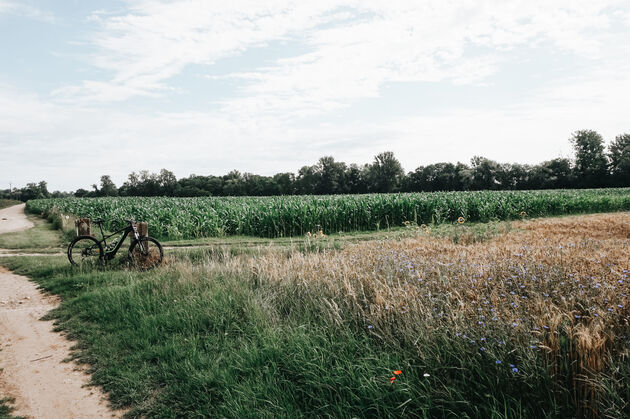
[[26, 188, 630, 240]]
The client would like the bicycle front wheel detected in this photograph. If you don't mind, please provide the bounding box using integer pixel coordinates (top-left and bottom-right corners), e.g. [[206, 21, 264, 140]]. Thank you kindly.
[[128, 237, 163, 270], [68, 235, 104, 267]]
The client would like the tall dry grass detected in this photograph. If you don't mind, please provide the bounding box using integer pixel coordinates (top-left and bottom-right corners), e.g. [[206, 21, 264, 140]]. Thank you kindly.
[[217, 212, 630, 417]]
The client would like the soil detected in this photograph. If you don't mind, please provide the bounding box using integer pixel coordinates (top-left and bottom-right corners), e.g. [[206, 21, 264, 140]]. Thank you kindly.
[[0, 204, 34, 234], [0, 205, 122, 418]]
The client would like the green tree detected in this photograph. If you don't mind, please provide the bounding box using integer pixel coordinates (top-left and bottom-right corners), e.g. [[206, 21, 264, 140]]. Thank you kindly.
[[496, 163, 530, 190], [470, 156, 500, 190], [222, 170, 246, 196], [158, 169, 177, 195], [19, 182, 49, 201], [99, 175, 118, 197], [609, 133, 630, 186], [314, 156, 347, 194], [366, 151, 404, 193], [74, 188, 90, 197], [273, 173, 295, 195], [343, 164, 368, 194], [570, 130, 608, 188], [296, 165, 318, 195], [544, 158, 572, 189]]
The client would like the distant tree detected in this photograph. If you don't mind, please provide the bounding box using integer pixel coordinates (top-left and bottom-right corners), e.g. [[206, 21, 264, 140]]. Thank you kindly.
[[544, 158, 573, 189], [296, 165, 318, 194], [570, 130, 608, 188], [273, 173, 296, 195], [158, 169, 177, 196], [495, 163, 530, 189], [434, 163, 464, 191], [222, 170, 246, 196], [119, 172, 140, 196], [39, 181, 50, 198], [470, 156, 500, 190], [32, 128, 630, 199], [140, 170, 162, 196], [344, 164, 368, 194], [314, 156, 347, 194], [174, 175, 212, 196], [527, 164, 550, 189], [366, 151, 404, 193], [609, 133, 630, 186], [74, 188, 90, 197], [242, 173, 277, 196], [205, 176, 225, 196], [50, 190, 72, 198], [120, 170, 178, 196], [99, 175, 118, 197], [402, 167, 424, 192], [19, 182, 49, 201]]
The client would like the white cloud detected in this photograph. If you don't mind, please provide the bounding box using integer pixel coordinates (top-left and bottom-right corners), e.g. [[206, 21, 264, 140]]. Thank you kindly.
[[0, 1, 54, 22], [62, 0, 628, 116], [3, 1, 630, 191]]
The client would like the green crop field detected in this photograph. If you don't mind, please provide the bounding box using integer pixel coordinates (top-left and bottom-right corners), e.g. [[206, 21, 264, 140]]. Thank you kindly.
[[26, 188, 630, 240]]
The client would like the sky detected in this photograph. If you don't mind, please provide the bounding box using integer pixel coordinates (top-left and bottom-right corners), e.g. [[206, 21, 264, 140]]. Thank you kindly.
[[1, 0, 630, 192]]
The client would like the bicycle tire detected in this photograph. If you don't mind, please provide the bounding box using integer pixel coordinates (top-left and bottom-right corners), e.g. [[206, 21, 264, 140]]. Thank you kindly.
[[128, 237, 163, 270], [68, 235, 104, 267]]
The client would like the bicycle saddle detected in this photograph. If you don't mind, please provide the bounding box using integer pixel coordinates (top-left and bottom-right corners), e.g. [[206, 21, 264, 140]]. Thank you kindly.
[[92, 218, 104, 224]]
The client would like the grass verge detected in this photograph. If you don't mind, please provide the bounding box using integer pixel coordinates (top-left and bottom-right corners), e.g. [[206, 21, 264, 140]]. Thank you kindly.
[[0, 216, 64, 251], [0, 200, 21, 210]]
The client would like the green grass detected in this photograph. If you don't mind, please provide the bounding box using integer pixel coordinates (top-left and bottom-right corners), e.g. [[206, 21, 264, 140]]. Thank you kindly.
[[0, 216, 64, 251], [0, 253, 573, 418], [0, 401, 24, 419], [0, 199, 21, 210], [2, 213, 627, 417], [0, 396, 15, 419], [25, 188, 630, 240]]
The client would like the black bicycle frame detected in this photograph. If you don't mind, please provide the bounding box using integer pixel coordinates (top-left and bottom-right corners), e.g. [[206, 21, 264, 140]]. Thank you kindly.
[[96, 222, 141, 261]]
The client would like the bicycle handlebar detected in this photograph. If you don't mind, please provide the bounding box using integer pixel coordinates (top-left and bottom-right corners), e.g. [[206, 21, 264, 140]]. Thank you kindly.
[[88, 218, 136, 225]]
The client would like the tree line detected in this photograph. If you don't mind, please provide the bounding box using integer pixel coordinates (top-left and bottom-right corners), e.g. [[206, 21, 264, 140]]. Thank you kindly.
[[2, 130, 629, 201]]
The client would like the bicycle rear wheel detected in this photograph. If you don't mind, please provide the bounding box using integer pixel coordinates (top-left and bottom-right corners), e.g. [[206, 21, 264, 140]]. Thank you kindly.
[[68, 236, 104, 267], [128, 237, 163, 270]]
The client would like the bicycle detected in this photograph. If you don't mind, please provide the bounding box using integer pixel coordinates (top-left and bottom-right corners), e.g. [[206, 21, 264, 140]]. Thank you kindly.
[[67, 218, 163, 270]]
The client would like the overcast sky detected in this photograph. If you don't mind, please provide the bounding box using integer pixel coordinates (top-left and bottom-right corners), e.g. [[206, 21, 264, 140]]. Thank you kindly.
[[1, 0, 630, 191]]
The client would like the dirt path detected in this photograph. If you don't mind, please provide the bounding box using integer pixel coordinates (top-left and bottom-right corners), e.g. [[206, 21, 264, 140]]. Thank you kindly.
[[0, 206, 121, 419], [0, 204, 34, 234]]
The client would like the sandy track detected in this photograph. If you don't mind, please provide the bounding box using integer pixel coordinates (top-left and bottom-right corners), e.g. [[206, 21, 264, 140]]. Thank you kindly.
[[0, 204, 34, 234], [0, 205, 121, 419]]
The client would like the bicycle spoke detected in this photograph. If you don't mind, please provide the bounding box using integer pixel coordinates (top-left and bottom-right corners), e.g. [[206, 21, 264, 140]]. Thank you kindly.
[[68, 237, 103, 268]]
